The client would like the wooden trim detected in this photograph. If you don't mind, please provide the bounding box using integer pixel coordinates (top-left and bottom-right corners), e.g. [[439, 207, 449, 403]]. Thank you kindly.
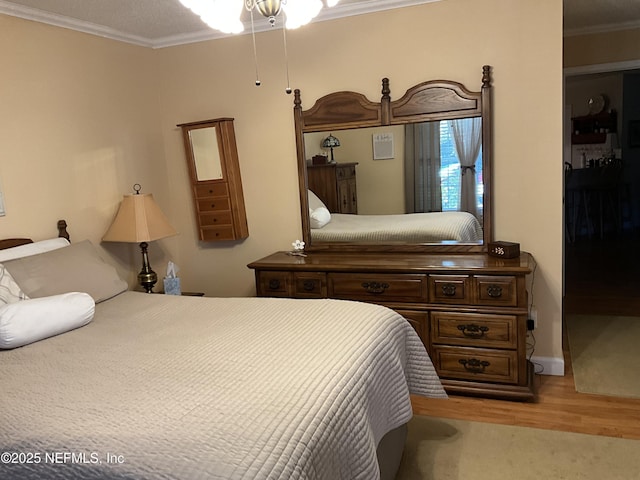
[[294, 66, 493, 254]]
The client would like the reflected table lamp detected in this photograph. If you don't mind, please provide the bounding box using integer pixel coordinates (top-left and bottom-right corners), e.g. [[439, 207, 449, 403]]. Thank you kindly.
[[102, 184, 177, 293], [321, 134, 340, 163]]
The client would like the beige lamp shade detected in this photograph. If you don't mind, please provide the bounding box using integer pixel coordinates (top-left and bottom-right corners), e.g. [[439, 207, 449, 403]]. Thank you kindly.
[[103, 193, 177, 243]]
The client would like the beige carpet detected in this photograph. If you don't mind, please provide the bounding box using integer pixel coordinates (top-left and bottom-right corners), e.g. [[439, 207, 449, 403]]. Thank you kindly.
[[565, 314, 640, 398], [397, 416, 640, 480]]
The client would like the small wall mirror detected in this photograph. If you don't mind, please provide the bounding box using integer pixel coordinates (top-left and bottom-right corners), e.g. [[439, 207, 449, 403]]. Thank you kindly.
[[294, 66, 493, 253], [190, 126, 223, 181], [178, 118, 249, 242]]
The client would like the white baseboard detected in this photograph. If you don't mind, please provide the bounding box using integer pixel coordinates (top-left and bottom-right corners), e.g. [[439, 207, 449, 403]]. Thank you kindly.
[[529, 356, 565, 376]]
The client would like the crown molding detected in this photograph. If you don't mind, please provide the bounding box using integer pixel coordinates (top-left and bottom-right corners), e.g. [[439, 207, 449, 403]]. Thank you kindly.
[[564, 19, 640, 37], [0, 0, 441, 49]]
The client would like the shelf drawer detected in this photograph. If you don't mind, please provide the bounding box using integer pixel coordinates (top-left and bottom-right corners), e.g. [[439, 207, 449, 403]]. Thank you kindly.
[[431, 311, 518, 349], [194, 182, 228, 198], [328, 273, 427, 303], [475, 275, 518, 306], [428, 275, 471, 304], [432, 345, 518, 384], [256, 271, 292, 297]]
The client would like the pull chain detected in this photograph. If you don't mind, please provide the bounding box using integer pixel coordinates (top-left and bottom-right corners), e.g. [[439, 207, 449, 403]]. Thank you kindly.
[[282, 24, 292, 94], [250, 8, 261, 86]]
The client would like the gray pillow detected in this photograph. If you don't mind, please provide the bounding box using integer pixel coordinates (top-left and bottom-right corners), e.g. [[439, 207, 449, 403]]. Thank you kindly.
[[4, 240, 127, 303]]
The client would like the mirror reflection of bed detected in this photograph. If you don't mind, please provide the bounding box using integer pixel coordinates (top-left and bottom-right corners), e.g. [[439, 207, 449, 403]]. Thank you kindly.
[[309, 188, 483, 244], [0, 221, 446, 480]]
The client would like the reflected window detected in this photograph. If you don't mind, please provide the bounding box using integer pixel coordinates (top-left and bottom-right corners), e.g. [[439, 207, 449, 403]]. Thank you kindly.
[[440, 121, 483, 215]]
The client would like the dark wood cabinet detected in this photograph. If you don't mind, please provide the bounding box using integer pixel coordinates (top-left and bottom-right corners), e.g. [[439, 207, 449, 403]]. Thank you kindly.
[[307, 162, 358, 213], [571, 111, 617, 144], [248, 251, 535, 401]]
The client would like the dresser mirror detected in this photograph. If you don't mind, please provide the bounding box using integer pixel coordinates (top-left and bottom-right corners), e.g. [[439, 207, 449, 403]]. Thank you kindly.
[[294, 66, 493, 253], [178, 118, 249, 242]]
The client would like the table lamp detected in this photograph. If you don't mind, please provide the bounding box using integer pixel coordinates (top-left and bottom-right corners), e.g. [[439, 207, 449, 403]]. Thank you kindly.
[[103, 184, 177, 293], [321, 134, 340, 163]]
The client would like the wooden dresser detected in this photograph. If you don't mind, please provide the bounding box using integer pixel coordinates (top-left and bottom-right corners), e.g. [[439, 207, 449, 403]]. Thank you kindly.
[[248, 251, 535, 401], [306, 162, 358, 214]]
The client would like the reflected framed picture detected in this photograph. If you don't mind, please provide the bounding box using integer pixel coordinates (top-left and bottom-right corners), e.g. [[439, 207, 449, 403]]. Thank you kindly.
[[629, 120, 640, 148]]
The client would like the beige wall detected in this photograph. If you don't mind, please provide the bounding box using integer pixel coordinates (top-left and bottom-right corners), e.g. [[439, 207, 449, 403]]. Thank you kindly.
[[0, 0, 565, 366], [0, 15, 175, 286], [564, 28, 640, 67]]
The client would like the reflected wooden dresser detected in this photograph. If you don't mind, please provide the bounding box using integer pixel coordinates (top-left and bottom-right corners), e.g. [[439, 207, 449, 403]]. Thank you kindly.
[[248, 251, 534, 401], [306, 162, 358, 214]]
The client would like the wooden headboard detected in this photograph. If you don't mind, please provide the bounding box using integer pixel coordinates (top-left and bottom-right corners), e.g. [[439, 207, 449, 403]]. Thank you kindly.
[[0, 219, 70, 250]]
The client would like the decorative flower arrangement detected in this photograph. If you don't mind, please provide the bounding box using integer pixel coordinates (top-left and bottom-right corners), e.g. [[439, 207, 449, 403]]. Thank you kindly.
[[289, 239, 306, 256]]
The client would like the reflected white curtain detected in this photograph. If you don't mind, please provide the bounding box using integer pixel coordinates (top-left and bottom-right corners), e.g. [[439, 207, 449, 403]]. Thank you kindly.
[[450, 117, 482, 217], [404, 122, 442, 213]]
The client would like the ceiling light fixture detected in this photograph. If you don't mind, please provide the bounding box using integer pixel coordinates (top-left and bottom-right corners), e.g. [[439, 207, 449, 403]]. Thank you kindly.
[[179, 0, 341, 93]]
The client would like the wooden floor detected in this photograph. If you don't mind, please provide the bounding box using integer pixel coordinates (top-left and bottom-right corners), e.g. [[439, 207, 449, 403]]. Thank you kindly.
[[413, 234, 640, 441]]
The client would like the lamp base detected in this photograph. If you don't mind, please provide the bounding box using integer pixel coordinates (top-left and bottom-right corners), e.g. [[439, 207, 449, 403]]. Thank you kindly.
[[138, 242, 157, 293]]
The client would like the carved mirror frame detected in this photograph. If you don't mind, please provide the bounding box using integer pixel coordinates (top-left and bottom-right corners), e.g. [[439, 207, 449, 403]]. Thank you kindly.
[[294, 65, 493, 253]]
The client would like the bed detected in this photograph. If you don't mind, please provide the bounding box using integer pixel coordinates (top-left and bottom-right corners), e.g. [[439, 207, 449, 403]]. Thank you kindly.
[[308, 189, 483, 244], [0, 222, 446, 480]]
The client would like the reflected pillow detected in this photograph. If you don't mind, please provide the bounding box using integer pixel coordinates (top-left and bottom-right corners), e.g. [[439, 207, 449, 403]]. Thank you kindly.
[[0, 264, 29, 305], [310, 206, 331, 229], [0, 292, 95, 349], [0, 237, 70, 262], [308, 190, 328, 211], [3, 240, 127, 303]]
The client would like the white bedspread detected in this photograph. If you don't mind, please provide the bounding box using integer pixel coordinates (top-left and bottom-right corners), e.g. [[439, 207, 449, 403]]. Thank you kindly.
[[0, 292, 445, 480], [311, 211, 483, 243]]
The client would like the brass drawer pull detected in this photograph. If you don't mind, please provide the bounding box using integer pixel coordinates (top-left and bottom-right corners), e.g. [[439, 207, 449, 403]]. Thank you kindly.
[[302, 280, 316, 291], [459, 358, 491, 373], [361, 282, 389, 294], [441, 283, 457, 296], [268, 279, 281, 290], [487, 285, 503, 298], [457, 324, 489, 338]]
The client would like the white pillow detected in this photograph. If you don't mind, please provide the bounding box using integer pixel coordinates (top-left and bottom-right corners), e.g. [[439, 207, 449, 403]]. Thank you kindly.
[[308, 190, 328, 211], [0, 237, 70, 262], [0, 292, 95, 349], [310, 206, 332, 229], [0, 264, 29, 305]]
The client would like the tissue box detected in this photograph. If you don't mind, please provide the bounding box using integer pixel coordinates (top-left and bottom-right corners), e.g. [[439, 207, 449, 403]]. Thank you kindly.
[[163, 277, 181, 295]]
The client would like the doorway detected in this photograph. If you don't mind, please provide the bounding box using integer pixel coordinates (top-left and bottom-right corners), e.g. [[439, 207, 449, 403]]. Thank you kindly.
[[564, 62, 640, 316]]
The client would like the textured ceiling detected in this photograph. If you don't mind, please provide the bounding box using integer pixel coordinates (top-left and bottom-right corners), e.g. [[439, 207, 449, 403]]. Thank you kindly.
[[1, 0, 639, 47]]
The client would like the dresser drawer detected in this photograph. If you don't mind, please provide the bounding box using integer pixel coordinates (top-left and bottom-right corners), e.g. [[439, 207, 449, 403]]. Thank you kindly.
[[328, 273, 428, 303], [199, 211, 233, 227], [430, 311, 518, 349], [396, 309, 429, 345], [256, 271, 292, 297], [475, 275, 518, 306], [293, 273, 327, 298], [336, 165, 356, 179], [197, 197, 231, 212], [194, 182, 228, 198], [432, 345, 518, 384], [428, 275, 471, 304], [200, 225, 235, 241]]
